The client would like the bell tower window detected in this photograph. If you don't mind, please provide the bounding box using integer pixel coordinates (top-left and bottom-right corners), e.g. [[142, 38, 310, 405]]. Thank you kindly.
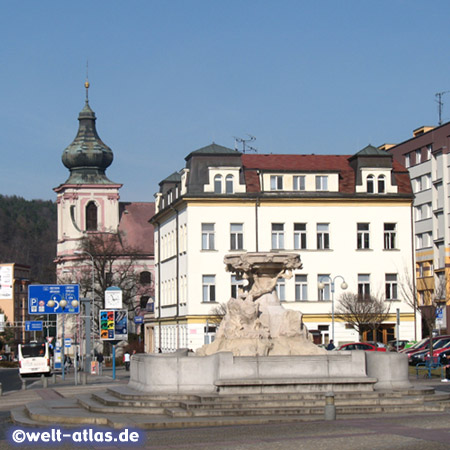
[[86, 201, 98, 231]]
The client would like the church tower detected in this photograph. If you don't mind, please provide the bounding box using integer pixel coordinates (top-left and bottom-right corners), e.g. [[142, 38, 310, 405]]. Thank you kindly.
[[54, 82, 122, 273]]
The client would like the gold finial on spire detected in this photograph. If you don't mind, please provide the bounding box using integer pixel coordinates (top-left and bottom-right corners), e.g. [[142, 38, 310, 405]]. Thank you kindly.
[[84, 60, 90, 102]]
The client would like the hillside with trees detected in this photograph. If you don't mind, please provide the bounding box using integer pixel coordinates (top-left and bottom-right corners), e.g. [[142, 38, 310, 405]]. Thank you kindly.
[[0, 195, 56, 283]]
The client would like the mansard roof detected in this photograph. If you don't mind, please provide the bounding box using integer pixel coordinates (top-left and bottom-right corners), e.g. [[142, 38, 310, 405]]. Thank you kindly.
[[185, 142, 240, 161]]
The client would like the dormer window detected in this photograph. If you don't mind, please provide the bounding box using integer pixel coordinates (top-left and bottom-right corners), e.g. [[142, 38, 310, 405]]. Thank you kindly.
[[377, 175, 385, 193], [293, 176, 305, 191], [214, 175, 223, 194], [225, 175, 234, 194], [367, 175, 374, 193], [315, 176, 328, 191], [86, 201, 97, 231], [270, 175, 283, 190]]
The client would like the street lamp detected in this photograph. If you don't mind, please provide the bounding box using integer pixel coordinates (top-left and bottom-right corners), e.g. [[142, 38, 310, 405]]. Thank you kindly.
[[318, 275, 348, 343], [74, 250, 95, 372]]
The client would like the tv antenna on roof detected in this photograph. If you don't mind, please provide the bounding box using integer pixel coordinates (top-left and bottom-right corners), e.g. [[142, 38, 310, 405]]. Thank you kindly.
[[234, 134, 258, 153], [435, 91, 450, 126]]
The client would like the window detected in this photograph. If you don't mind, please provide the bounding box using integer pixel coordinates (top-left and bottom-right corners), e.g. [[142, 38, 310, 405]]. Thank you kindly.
[[140, 296, 150, 309], [315, 175, 328, 191], [357, 223, 370, 249], [426, 145, 432, 160], [225, 175, 234, 194], [317, 223, 330, 249], [202, 223, 215, 250], [318, 275, 331, 301], [270, 175, 283, 190], [202, 275, 216, 302], [86, 201, 98, 231], [358, 274, 370, 300], [418, 263, 424, 278], [272, 223, 285, 249], [384, 223, 396, 249], [231, 275, 244, 299], [230, 223, 244, 250], [294, 223, 307, 249], [385, 274, 398, 300], [214, 175, 223, 194], [429, 261, 434, 276], [423, 174, 431, 190], [140, 271, 151, 285], [377, 175, 385, 193], [415, 149, 422, 164], [404, 153, 411, 168], [367, 175, 374, 193], [293, 176, 306, 191], [295, 275, 308, 301], [276, 279, 286, 301]]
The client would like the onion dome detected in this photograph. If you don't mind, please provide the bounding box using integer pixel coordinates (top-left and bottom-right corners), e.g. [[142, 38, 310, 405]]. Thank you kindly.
[[61, 81, 116, 184]]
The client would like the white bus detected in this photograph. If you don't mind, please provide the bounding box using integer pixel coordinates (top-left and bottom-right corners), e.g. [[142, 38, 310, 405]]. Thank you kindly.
[[18, 342, 52, 376]]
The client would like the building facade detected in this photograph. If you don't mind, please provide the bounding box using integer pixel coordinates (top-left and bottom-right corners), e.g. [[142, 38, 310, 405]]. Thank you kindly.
[[388, 122, 450, 334], [148, 143, 418, 352], [0, 263, 32, 343]]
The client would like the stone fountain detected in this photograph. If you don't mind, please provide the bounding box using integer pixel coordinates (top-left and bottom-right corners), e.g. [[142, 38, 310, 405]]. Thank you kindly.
[[197, 252, 325, 356], [130, 252, 411, 394]]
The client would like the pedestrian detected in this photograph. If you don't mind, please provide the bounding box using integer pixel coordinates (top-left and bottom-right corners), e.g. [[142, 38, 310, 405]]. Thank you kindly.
[[441, 352, 450, 382], [123, 351, 131, 371], [326, 340, 335, 351], [97, 353, 104, 375]]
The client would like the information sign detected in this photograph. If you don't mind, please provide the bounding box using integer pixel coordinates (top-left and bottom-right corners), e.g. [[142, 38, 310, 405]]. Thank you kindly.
[[28, 284, 80, 315], [25, 321, 43, 332], [99, 309, 128, 340]]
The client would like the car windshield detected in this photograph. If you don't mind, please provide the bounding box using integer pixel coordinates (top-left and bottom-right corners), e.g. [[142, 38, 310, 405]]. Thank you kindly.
[[434, 339, 450, 349], [410, 338, 428, 349]]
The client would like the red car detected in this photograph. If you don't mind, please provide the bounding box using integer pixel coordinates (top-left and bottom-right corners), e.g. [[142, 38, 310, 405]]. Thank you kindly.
[[337, 342, 387, 352]]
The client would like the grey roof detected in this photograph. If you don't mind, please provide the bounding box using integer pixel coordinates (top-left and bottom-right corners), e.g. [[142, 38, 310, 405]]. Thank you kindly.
[[185, 142, 240, 161], [353, 145, 390, 157], [160, 171, 182, 185]]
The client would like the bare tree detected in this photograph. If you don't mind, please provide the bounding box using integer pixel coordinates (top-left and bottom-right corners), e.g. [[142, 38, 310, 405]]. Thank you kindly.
[[208, 302, 228, 327], [399, 269, 447, 356], [67, 232, 153, 337], [334, 292, 392, 341]]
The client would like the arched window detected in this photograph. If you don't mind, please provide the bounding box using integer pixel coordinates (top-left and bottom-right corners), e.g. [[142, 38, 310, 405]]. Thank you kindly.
[[140, 271, 152, 285], [86, 201, 98, 231], [367, 175, 374, 194], [225, 175, 234, 194], [214, 175, 223, 194], [377, 175, 386, 193]]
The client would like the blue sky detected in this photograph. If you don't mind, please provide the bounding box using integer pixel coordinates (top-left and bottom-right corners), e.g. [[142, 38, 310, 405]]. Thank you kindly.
[[1, 1, 449, 202]]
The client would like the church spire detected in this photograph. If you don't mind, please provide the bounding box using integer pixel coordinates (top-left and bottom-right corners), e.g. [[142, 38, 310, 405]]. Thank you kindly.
[[60, 80, 116, 185]]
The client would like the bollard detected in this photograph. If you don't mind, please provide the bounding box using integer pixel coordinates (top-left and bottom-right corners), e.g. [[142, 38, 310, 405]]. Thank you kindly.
[[21, 378, 27, 391], [51, 373, 56, 384], [0, 382, 2, 396], [41, 374, 48, 388], [324, 391, 336, 420], [81, 372, 87, 385]]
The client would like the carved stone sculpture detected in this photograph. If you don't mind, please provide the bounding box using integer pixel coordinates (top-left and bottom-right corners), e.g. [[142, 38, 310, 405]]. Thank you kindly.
[[196, 252, 326, 356]]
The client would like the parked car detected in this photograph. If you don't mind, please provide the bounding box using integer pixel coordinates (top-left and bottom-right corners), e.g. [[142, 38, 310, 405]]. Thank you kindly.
[[387, 339, 410, 351], [424, 340, 450, 362], [337, 342, 387, 352], [406, 336, 450, 364]]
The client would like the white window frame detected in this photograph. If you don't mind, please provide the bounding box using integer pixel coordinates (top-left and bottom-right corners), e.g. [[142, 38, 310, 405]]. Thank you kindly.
[[293, 175, 306, 191], [231, 275, 244, 299], [214, 175, 223, 194], [295, 275, 308, 301], [230, 223, 244, 250], [317, 223, 330, 250], [358, 274, 371, 300], [202, 223, 215, 250], [276, 279, 286, 301], [202, 275, 216, 302], [357, 223, 370, 249], [384, 223, 396, 250], [294, 223, 307, 249], [385, 274, 398, 300], [225, 175, 234, 194], [270, 175, 283, 191], [272, 223, 285, 249], [318, 275, 331, 301], [315, 175, 328, 191]]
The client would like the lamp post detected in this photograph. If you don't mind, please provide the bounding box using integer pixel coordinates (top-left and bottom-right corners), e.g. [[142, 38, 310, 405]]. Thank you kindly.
[[318, 275, 348, 343], [74, 250, 95, 372]]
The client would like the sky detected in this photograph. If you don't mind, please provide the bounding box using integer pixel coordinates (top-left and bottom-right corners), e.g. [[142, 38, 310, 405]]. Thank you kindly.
[[1, 1, 450, 202]]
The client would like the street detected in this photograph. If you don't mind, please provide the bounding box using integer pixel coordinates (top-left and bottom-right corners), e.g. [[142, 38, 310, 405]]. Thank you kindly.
[[0, 368, 38, 393]]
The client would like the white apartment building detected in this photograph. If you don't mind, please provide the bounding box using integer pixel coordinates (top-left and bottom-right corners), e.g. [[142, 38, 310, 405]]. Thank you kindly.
[[148, 143, 418, 351], [389, 123, 450, 334]]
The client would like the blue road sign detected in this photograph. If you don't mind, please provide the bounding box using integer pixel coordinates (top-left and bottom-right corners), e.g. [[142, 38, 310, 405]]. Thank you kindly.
[[28, 284, 80, 315], [134, 315, 143, 324], [25, 321, 43, 331]]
